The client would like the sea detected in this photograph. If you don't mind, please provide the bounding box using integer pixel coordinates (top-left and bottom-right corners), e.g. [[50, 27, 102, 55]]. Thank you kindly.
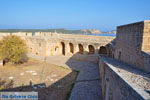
[[86, 33, 116, 37]]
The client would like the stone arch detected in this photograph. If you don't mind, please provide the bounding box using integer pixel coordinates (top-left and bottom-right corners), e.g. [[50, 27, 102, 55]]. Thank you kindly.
[[69, 43, 74, 53], [61, 42, 65, 55], [106, 44, 113, 57], [78, 44, 84, 54], [55, 46, 59, 51], [88, 45, 95, 54], [99, 46, 107, 54]]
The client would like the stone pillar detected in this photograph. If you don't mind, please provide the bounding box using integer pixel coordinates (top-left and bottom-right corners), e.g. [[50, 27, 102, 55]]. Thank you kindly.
[[95, 46, 100, 55], [65, 42, 70, 56], [0, 60, 4, 66], [83, 44, 89, 55], [74, 43, 79, 54]]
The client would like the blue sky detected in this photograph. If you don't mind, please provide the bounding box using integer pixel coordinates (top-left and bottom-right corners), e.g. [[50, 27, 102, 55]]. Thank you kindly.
[[0, 0, 150, 31]]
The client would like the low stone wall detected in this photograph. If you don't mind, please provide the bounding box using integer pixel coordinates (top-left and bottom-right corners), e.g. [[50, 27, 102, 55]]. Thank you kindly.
[[99, 56, 150, 100]]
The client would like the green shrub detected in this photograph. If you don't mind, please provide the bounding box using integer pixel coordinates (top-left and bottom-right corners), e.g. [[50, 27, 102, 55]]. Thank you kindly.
[[0, 35, 28, 64]]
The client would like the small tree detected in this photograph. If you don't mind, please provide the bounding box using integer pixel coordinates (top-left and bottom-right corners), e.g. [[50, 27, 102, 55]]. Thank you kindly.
[[0, 35, 28, 64]]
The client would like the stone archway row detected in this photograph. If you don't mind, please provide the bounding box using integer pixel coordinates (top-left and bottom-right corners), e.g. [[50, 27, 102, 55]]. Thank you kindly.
[[60, 42, 109, 56]]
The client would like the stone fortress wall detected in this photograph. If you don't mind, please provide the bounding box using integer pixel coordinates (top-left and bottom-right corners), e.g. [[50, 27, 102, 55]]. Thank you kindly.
[[114, 20, 150, 72], [0, 32, 115, 62], [0, 20, 150, 100], [99, 20, 150, 100]]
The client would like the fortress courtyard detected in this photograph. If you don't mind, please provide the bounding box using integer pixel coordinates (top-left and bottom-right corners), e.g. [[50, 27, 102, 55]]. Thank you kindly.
[[0, 21, 150, 100]]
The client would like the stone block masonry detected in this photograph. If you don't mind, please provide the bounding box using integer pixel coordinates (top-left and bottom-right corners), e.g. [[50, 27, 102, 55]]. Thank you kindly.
[[0, 20, 150, 100], [114, 20, 150, 72], [99, 56, 150, 100], [0, 32, 115, 62]]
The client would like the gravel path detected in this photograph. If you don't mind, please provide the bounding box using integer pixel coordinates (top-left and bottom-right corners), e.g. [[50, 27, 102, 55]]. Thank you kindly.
[[46, 56, 102, 100]]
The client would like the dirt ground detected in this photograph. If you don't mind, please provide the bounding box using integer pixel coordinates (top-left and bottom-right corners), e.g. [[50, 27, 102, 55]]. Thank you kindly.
[[0, 59, 78, 100]]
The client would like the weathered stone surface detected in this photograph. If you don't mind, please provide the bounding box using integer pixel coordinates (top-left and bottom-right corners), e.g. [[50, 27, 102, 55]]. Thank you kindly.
[[70, 80, 102, 100], [114, 20, 150, 72], [0, 60, 3, 66], [99, 56, 150, 100], [0, 32, 115, 62], [0, 21, 149, 100]]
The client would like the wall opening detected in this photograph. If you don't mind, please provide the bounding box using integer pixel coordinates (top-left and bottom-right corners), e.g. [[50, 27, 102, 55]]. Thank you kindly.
[[61, 42, 65, 55], [36, 52, 38, 55], [99, 46, 107, 54], [109, 51, 112, 57], [118, 51, 121, 61], [112, 54, 114, 58], [69, 43, 74, 53], [78, 44, 84, 54], [55, 46, 59, 51], [106, 44, 113, 57], [88, 45, 95, 54]]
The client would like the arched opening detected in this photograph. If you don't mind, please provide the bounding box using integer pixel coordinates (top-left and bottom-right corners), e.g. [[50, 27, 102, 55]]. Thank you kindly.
[[118, 51, 121, 61], [88, 45, 95, 54], [78, 44, 84, 54], [30, 48, 32, 52], [61, 42, 65, 55], [69, 43, 74, 53], [106, 44, 113, 57], [36, 52, 38, 55], [99, 46, 107, 54], [109, 50, 112, 57], [55, 46, 59, 51]]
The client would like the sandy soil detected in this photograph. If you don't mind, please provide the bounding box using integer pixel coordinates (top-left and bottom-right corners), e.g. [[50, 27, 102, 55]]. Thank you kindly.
[[0, 59, 78, 100]]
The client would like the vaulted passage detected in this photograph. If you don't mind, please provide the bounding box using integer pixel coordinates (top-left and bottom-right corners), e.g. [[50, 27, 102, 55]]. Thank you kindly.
[[69, 43, 74, 53], [88, 45, 95, 54], [99, 46, 107, 54], [78, 44, 84, 54], [61, 42, 65, 55]]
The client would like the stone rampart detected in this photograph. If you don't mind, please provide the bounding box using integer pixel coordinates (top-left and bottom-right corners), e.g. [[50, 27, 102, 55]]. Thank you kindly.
[[0, 32, 115, 62], [99, 56, 150, 100], [114, 20, 150, 72]]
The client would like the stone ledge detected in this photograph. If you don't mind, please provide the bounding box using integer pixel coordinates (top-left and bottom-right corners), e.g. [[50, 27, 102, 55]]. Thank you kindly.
[[99, 56, 150, 100]]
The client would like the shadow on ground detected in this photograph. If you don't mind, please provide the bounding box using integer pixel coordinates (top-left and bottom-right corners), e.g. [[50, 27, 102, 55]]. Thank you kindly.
[[0, 70, 78, 100], [0, 52, 102, 100]]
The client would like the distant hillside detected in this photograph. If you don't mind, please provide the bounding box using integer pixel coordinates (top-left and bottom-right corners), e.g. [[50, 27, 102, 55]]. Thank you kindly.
[[103, 30, 116, 34], [0, 29, 101, 34], [80, 29, 101, 34]]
